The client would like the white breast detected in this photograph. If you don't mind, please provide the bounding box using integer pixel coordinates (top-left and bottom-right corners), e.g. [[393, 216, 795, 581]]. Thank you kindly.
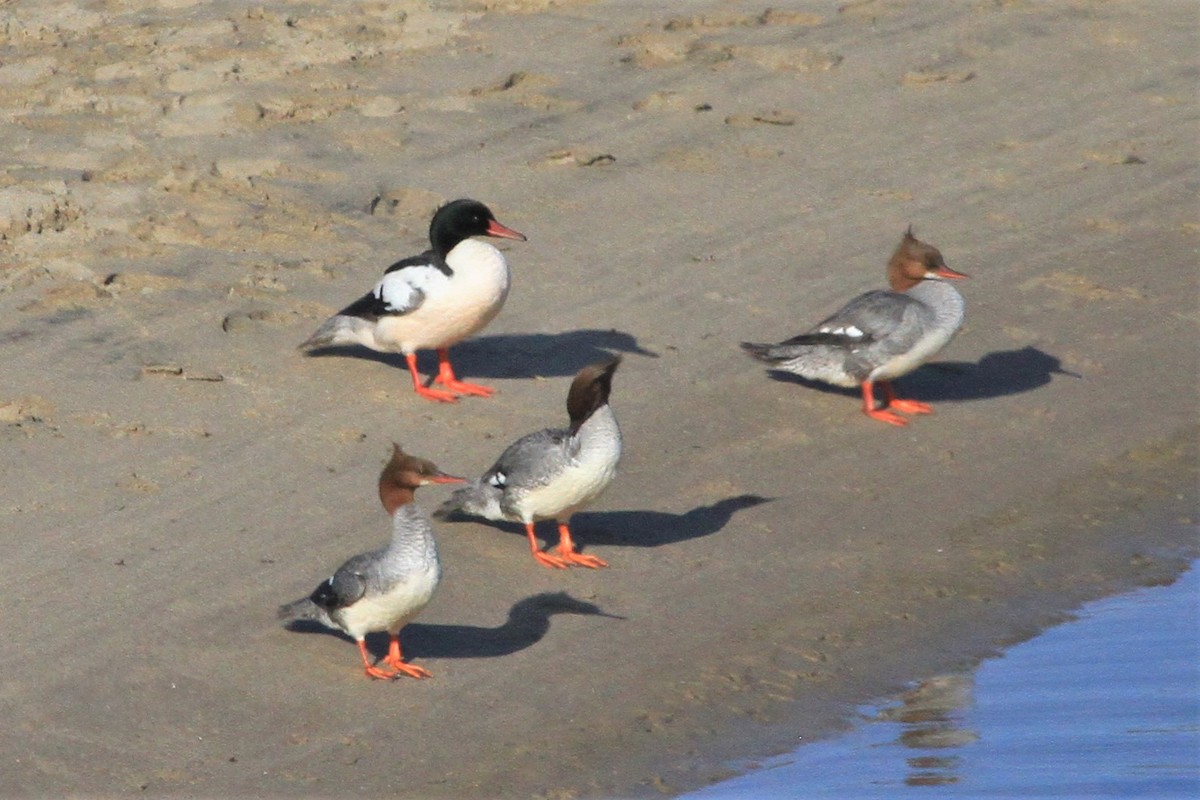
[[868, 281, 964, 382], [375, 239, 510, 353], [522, 457, 619, 521], [520, 406, 621, 522], [335, 565, 440, 638], [869, 327, 956, 381]]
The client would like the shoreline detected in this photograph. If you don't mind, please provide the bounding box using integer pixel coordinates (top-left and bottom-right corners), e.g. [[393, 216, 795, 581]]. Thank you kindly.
[[685, 549, 1200, 799], [656, 433, 1198, 797]]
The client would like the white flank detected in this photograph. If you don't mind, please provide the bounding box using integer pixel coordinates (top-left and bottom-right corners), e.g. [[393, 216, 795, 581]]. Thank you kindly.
[[374, 238, 510, 352], [518, 405, 621, 522], [336, 564, 440, 638]]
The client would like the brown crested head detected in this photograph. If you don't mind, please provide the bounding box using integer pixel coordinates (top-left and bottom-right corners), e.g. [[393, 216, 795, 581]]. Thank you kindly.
[[886, 226, 968, 291], [566, 356, 621, 434], [378, 443, 465, 514]]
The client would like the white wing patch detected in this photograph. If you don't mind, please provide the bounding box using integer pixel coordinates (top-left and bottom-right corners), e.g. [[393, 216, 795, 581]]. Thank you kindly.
[[488, 471, 506, 488], [373, 266, 450, 315], [374, 273, 422, 315], [819, 324, 865, 338]]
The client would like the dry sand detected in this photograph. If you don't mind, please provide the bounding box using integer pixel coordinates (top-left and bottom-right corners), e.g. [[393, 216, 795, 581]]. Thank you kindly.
[[1, 1, 1197, 797]]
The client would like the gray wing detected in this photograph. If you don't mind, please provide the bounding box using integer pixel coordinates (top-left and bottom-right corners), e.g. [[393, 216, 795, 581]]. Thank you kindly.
[[789, 289, 931, 355], [811, 290, 909, 340], [309, 551, 378, 612], [485, 427, 575, 493]]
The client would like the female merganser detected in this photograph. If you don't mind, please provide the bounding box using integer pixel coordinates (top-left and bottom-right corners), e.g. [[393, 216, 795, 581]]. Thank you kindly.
[[278, 444, 464, 680], [741, 228, 968, 426], [435, 357, 622, 569], [300, 198, 526, 403]]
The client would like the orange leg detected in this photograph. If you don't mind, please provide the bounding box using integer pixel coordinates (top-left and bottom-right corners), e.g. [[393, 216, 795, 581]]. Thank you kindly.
[[861, 381, 908, 426], [405, 353, 459, 403], [382, 634, 432, 679], [432, 348, 495, 398], [526, 522, 569, 569], [357, 639, 401, 680], [879, 381, 932, 416], [556, 522, 608, 569]]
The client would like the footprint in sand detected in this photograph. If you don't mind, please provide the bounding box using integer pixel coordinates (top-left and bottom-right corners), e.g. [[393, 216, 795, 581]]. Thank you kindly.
[[466, 71, 581, 112]]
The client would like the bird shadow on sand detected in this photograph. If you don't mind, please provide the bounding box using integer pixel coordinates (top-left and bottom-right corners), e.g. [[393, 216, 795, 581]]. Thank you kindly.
[[762, 346, 1080, 404], [403, 592, 622, 659], [443, 494, 772, 554], [283, 591, 621, 660], [302, 328, 657, 380]]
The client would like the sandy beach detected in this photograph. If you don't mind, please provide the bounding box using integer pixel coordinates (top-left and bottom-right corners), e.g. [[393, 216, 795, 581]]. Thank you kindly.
[[2, 1, 1197, 797]]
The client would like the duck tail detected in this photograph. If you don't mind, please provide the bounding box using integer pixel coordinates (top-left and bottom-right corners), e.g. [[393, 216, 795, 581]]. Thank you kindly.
[[298, 314, 372, 350], [740, 340, 789, 363], [434, 481, 504, 522], [277, 596, 331, 627]]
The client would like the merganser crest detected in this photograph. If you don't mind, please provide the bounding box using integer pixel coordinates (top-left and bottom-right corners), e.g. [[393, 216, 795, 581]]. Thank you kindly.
[[278, 445, 465, 680]]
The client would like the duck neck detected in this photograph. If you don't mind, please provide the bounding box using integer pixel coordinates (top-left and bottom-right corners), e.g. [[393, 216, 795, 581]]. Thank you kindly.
[[575, 403, 621, 458], [386, 502, 439, 564], [908, 279, 965, 328]]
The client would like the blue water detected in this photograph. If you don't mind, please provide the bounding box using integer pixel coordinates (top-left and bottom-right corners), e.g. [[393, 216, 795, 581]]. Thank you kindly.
[[686, 563, 1200, 799]]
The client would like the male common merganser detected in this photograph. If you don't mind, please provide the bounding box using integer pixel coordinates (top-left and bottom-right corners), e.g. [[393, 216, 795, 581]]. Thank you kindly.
[[435, 357, 622, 569], [278, 444, 464, 680], [741, 228, 968, 426], [300, 198, 526, 402]]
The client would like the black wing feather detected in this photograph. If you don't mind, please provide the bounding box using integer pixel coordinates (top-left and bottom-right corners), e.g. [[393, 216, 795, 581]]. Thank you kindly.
[[337, 290, 390, 321], [779, 331, 874, 348], [384, 249, 451, 277]]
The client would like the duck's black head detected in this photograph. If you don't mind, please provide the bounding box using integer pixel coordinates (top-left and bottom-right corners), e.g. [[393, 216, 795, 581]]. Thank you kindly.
[[429, 198, 526, 256]]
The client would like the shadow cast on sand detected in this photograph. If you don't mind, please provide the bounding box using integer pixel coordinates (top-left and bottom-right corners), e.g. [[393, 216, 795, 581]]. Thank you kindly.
[[448, 494, 772, 552], [765, 346, 1080, 404], [284, 591, 621, 661], [574, 494, 773, 548], [303, 328, 657, 380]]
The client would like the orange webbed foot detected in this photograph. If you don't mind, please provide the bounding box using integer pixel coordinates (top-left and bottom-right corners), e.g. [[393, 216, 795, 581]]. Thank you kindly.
[[526, 522, 570, 569], [433, 376, 496, 398], [876, 381, 931, 417], [382, 657, 433, 679], [532, 550, 571, 569], [359, 642, 402, 680], [888, 398, 933, 415], [413, 385, 460, 403], [865, 408, 910, 426], [364, 664, 401, 680], [862, 382, 913, 426], [556, 545, 608, 569], [433, 349, 494, 399], [378, 636, 431, 678], [563, 552, 608, 569], [555, 524, 608, 568], [406, 353, 459, 403]]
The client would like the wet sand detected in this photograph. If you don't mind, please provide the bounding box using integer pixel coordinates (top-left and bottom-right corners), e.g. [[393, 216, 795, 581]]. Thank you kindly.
[[1, 1, 1197, 797]]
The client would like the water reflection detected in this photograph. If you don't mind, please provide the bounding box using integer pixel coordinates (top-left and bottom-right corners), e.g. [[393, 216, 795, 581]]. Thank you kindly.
[[684, 561, 1200, 799], [871, 674, 978, 786]]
